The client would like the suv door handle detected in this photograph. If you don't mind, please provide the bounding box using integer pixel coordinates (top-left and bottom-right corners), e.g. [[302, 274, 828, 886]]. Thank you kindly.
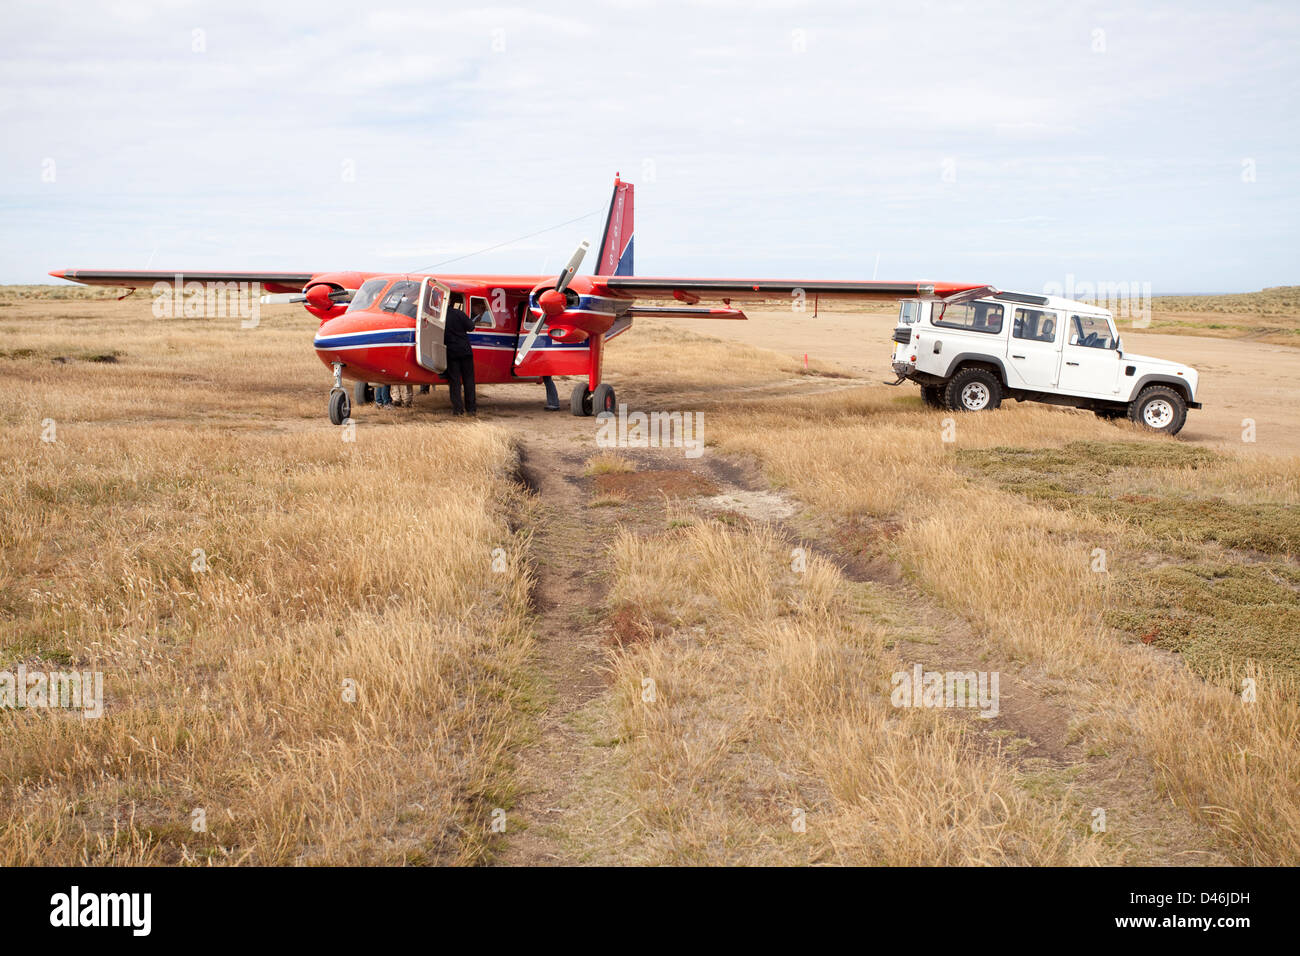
[[1065, 361, 1080, 366], [1011, 354, 1026, 359]]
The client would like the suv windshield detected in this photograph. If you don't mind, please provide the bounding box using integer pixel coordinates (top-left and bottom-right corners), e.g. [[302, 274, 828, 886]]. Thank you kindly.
[[347, 278, 389, 312]]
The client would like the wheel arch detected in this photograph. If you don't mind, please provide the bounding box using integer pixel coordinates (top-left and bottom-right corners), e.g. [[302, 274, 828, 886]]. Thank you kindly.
[[942, 353, 1009, 385], [1130, 374, 1194, 404]]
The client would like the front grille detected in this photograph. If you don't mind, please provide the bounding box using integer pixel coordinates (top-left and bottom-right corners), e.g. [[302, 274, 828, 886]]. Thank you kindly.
[[892, 327, 912, 345]]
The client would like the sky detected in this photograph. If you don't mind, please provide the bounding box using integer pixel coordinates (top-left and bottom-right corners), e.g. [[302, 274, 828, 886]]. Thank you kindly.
[[1, 0, 1297, 292]]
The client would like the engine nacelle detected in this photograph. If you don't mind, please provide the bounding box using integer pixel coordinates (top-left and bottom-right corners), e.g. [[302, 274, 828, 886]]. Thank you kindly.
[[301, 271, 371, 321]]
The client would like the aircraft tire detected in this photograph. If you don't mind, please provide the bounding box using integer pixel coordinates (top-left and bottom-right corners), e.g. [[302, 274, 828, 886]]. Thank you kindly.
[[353, 381, 373, 405], [571, 383, 593, 416], [592, 383, 616, 415], [329, 389, 350, 426]]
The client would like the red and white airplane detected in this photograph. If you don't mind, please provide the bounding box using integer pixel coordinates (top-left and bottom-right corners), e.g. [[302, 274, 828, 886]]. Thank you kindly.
[[51, 176, 994, 423]]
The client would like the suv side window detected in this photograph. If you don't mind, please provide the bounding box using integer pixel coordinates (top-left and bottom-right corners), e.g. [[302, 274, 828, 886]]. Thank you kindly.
[[1070, 314, 1116, 349], [934, 301, 1004, 334], [1013, 308, 1059, 343]]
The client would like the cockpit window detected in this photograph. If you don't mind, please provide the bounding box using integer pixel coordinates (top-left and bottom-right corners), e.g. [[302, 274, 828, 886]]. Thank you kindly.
[[380, 280, 421, 319], [347, 278, 389, 312]]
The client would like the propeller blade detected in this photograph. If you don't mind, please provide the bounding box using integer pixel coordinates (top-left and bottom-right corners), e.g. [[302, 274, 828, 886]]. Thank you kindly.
[[514, 311, 549, 367], [555, 239, 590, 294], [258, 289, 353, 306]]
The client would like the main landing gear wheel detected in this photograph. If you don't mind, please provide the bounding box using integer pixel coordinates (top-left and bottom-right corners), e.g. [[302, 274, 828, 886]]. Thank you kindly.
[[591, 383, 616, 415], [329, 389, 351, 426], [353, 381, 374, 405], [570, 383, 594, 416]]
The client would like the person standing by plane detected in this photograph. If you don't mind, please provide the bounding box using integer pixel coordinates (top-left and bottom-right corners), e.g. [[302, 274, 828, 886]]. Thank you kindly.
[[446, 297, 477, 416]]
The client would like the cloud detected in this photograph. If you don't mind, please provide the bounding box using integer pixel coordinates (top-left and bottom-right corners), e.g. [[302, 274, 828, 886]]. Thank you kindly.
[[1, 0, 1298, 292]]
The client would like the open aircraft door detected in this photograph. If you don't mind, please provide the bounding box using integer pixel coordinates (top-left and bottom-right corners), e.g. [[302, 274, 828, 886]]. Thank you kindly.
[[417, 278, 480, 374], [416, 278, 448, 373]]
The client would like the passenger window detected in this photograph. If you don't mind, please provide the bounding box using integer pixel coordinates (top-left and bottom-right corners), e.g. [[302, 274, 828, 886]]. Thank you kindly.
[[933, 301, 1004, 334], [1013, 308, 1058, 343], [1070, 314, 1116, 349], [469, 297, 494, 328]]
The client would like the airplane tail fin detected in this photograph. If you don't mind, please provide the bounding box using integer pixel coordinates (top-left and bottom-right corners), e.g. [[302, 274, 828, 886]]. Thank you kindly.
[[594, 175, 633, 276]]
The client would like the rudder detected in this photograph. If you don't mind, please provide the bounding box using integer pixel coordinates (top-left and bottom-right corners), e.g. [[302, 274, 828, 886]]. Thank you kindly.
[[594, 175, 633, 276]]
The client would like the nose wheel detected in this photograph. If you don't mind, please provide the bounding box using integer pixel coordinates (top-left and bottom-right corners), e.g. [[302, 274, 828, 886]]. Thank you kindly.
[[329, 388, 351, 425]]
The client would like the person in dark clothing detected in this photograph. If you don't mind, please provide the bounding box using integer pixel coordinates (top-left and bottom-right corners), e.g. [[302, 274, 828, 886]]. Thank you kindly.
[[444, 297, 477, 416], [542, 376, 560, 410]]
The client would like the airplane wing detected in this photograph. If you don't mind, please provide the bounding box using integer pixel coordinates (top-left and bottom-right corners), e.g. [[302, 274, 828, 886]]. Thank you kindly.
[[597, 278, 996, 319], [49, 269, 316, 295]]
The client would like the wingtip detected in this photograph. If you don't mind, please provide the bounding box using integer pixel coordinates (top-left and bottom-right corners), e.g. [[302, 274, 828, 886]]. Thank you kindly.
[[49, 269, 69, 281]]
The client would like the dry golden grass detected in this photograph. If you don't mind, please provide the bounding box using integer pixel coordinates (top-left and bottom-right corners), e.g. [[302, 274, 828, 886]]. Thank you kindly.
[[583, 452, 635, 476], [4, 290, 1296, 867], [601, 515, 1111, 865], [0, 300, 535, 865], [698, 384, 1300, 865]]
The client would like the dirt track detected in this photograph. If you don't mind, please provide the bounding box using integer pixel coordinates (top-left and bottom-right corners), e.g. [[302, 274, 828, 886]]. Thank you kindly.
[[656, 309, 1300, 456], [472, 368, 1228, 865]]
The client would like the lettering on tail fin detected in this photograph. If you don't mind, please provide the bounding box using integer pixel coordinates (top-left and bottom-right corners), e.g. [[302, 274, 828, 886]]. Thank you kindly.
[[594, 175, 634, 276]]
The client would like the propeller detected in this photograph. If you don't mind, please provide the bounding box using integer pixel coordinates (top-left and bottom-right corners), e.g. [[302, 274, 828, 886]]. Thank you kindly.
[[514, 239, 589, 367], [259, 286, 353, 307]]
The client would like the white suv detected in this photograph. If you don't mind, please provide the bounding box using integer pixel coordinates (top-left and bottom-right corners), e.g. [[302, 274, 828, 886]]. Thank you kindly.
[[889, 292, 1201, 435]]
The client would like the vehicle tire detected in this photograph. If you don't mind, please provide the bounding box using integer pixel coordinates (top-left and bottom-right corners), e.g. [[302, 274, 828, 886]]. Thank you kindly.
[[920, 385, 945, 408], [570, 383, 593, 417], [1128, 384, 1187, 435], [591, 383, 616, 415], [353, 381, 373, 405], [329, 389, 350, 426], [943, 368, 1002, 412]]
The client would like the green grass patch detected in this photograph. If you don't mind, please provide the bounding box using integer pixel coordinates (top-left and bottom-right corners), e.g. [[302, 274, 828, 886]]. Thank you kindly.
[[954, 442, 1297, 555], [1106, 562, 1300, 679]]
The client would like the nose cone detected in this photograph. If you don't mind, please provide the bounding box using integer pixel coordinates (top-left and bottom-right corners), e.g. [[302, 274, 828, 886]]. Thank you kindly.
[[538, 288, 567, 317], [312, 309, 416, 379]]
